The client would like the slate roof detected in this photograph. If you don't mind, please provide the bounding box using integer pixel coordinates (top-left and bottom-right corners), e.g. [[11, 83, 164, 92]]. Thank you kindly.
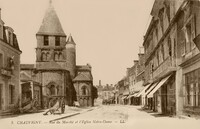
[[0, 26, 21, 51], [73, 72, 92, 81], [20, 71, 32, 81], [76, 64, 91, 71], [37, 2, 66, 36]]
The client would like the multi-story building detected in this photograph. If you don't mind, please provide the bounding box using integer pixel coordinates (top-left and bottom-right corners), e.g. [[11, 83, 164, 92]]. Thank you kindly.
[[143, 0, 200, 117], [0, 8, 22, 113], [127, 51, 145, 105], [176, 0, 200, 117], [143, 0, 183, 115]]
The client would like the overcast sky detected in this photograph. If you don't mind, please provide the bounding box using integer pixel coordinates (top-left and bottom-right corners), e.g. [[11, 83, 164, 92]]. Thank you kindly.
[[0, 0, 154, 85]]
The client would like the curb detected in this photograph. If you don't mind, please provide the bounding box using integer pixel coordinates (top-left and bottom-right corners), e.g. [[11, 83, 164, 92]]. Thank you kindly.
[[49, 107, 98, 122], [50, 112, 80, 122]]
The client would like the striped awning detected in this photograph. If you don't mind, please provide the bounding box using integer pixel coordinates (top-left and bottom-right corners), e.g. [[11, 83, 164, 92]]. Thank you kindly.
[[135, 83, 152, 97], [147, 75, 171, 98]]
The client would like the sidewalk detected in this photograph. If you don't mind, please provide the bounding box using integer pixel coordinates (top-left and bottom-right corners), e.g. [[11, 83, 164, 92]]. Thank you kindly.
[[49, 106, 99, 122], [0, 105, 100, 122]]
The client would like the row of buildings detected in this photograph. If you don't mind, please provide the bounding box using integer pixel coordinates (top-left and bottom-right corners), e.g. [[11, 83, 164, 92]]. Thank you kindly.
[[114, 0, 200, 117], [0, 1, 97, 115], [95, 82, 115, 104]]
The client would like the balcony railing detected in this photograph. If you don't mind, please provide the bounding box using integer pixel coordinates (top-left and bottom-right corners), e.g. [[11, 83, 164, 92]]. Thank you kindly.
[[0, 67, 12, 77], [152, 57, 176, 81]]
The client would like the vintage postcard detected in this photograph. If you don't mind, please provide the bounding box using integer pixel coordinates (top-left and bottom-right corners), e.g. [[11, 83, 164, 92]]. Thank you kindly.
[[0, 0, 200, 129]]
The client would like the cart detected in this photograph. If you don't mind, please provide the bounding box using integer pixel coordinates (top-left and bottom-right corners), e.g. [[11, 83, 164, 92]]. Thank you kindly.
[[47, 96, 65, 114]]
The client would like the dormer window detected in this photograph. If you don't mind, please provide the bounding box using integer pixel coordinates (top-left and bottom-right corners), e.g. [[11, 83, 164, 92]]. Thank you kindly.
[[0, 25, 2, 39], [55, 36, 60, 46], [44, 35, 49, 46], [8, 32, 12, 44]]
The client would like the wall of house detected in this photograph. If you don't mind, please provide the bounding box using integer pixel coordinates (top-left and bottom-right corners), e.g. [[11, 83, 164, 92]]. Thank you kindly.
[[0, 40, 21, 111]]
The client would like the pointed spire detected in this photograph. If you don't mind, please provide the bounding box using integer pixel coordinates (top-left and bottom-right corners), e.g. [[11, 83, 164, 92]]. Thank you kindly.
[[37, 0, 66, 36], [67, 34, 76, 45]]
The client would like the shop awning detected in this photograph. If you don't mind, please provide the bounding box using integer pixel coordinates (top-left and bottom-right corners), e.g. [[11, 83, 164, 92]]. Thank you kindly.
[[135, 83, 152, 97], [127, 95, 132, 99], [122, 95, 128, 100], [127, 93, 137, 99], [147, 75, 171, 98], [145, 82, 159, 96]]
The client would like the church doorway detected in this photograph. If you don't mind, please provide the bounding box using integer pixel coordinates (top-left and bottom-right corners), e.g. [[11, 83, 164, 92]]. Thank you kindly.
[[83, 98, 88, 107]]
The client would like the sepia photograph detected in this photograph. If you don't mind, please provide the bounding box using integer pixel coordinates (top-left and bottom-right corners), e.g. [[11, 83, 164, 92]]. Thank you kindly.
[[0, 0, 200, 129]]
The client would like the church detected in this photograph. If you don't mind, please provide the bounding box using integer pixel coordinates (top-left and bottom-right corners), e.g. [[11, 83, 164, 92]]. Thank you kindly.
[[20, 1, 97, 108]]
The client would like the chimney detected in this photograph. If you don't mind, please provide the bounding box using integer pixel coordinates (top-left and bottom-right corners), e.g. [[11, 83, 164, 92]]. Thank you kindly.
[[138, 53, 144, 60], [134, 60, 139, 65], [139, 46, 144, 54], [0, 8, 1, 20], [99, 80, 101, 86]]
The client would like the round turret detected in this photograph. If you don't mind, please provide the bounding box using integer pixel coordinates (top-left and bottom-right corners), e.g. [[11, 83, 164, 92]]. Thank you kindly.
[[66, 34, 76, 78]]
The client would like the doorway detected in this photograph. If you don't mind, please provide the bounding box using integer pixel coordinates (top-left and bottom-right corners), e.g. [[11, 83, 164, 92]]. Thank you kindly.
[[161, 84, 168, 114], [0, 84, 2, 110]]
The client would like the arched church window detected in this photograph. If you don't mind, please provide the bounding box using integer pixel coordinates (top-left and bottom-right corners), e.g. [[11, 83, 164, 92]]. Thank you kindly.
[[46, 52, 50, 61], [81, 86, 87, 95], [50, 85, 56, 95], [42, 52, 47, 61], [54, 52, 59, 61], [57, 86, 59, 95], [58, 52, 63, 60]]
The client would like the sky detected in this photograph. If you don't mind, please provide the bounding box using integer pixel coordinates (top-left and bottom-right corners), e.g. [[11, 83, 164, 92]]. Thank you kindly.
[[0, 0, 154, 86]]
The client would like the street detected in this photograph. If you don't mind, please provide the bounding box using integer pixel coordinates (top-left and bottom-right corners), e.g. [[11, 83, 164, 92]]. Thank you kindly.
[[66, 105, 200, 129], [1, 104, 200, 129]]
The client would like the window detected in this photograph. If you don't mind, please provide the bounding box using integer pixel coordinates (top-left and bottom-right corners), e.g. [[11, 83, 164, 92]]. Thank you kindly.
[[44, 36, 49, 46], [164, 1, 170, 22], [50, 85, 56, 95], [0, 25, 2, 39], [173, 38, 176, 57], [41, 52, 47, 61], [185, 23, 192, 53], [161, 44, 165, 60], [8, 32, 12, 44], [155, 27, 159, 41], [55, 36, 60, 46], [183, 16, 196, 54], [0, 53, 3, 68], [46, 52, 50, 61], [58, 52, 62, 60], [168, 37, 172, 57], [158, 8, 164, 33], [184, 69, 200, 107], [9, 85, 15, 104], [82, 86, 87, 95], [54, 52, 59, 61]]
